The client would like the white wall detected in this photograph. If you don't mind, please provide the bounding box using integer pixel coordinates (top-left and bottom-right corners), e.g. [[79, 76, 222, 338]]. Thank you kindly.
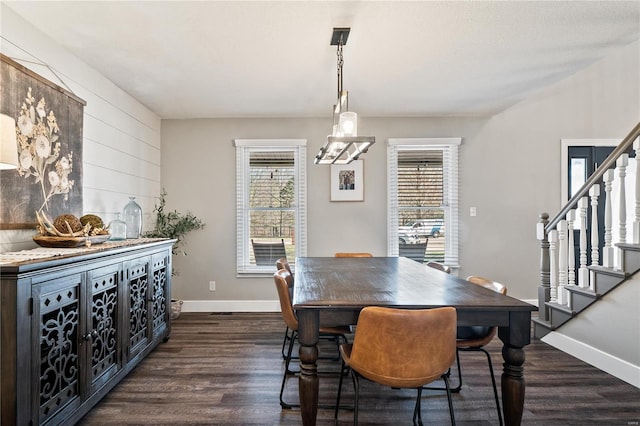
[[0, 5, 161, 253]]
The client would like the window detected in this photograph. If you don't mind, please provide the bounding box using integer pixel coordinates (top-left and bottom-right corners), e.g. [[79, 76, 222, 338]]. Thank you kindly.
[[234, 139, 307, 275], [387, 138, 460, 268]]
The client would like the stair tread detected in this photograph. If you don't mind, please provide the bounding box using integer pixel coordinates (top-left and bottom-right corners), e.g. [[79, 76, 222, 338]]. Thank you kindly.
[[587, 265, 627, 277], [615, 242, 640, 251], [532, 317, 556, 331], [545, 301, 575, 315], [565, 285, 599, 297]]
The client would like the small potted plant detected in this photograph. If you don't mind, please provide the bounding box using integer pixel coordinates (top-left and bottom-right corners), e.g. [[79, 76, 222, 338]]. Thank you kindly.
[[144, 189, 205, 319]]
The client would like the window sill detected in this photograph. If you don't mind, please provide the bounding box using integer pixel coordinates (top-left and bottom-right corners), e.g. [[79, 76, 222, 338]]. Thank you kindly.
[[236, 268, 278, 278]]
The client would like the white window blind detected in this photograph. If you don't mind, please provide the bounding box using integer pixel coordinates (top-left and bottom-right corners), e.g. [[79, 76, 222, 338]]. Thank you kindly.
[[387, 138, 461, 268], [234, 139, 307, 275]]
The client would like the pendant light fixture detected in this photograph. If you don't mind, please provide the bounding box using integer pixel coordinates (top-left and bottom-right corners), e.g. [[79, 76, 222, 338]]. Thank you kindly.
[[314, 27, 375, 165]]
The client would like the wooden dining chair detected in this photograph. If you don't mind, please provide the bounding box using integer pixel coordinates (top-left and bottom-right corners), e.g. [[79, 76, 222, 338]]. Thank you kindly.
[[426, 260, 451, 274], [274, 269, 350, 409], [335, 306, 457, 425], [334, 252, 373, 258]]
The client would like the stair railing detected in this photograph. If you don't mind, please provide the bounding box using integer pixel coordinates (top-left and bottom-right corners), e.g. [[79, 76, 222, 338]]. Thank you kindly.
[[537, 121, 640, 323]]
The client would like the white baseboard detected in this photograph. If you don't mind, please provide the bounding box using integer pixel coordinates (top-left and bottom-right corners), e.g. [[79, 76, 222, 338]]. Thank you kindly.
[[542, 331, 640, 389], [182, 299, 280, 312], [521, 298, 538, 307]]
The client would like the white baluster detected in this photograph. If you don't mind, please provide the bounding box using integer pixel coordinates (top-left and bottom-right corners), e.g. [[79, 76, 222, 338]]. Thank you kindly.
[[603, 169, 615, 268], [557, 220, 568, 305], [618, 154, 628, 245], [618, 154, 629, 270], [634, 139, 640, 244], [567, 210, 576, 287], [578, 197, 589, 288], [549, 229, 558, 303], [590, 184, 600, 267]]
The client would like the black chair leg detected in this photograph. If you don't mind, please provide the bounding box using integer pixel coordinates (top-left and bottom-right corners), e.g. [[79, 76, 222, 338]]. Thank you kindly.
[[279, 330, 299, 408], [480, 348, 503, 426], [281, 326, 290, 359], [413, 386, 424, 426], [451, 348, 462, 392], [443, 373, 456, 426], [335, 360, 346, 419], [352, 371, 360, 425], [422, 349, 462, 393]]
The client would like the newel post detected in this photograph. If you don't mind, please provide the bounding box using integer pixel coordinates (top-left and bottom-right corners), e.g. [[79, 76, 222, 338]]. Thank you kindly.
[[537, 212, 550, 321]]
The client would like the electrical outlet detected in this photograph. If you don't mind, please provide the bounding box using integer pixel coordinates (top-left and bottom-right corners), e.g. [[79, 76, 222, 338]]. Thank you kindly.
[[209, 281, 216, 291]]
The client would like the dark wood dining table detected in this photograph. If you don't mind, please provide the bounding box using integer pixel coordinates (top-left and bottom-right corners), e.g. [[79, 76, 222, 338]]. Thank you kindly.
[[292, 256, 537, 426]]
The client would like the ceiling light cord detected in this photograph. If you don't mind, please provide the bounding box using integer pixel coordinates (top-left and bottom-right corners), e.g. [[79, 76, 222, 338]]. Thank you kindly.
[[337, 41, 344, 102]]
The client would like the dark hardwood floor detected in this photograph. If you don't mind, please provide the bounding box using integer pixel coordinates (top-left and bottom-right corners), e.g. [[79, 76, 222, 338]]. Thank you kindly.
[[79, 313, 639, 425]]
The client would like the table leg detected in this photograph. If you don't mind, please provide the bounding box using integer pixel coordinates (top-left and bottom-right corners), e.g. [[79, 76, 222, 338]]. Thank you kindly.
[[501, 344, 526, 425], [498, 310, 531, 426], [297, 310, 319, 426]]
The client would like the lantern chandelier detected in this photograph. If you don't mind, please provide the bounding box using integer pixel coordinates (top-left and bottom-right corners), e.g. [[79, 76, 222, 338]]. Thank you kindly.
[[314, 27, 375, 165]]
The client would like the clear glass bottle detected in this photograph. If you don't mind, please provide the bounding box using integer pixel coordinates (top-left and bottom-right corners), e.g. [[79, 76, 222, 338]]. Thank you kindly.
[[109, 213, 127, 241], [123, 196, 142, 239]]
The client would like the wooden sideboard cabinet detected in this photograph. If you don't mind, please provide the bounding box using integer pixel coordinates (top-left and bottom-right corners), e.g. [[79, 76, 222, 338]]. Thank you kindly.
[[0, 239, 175, 425]]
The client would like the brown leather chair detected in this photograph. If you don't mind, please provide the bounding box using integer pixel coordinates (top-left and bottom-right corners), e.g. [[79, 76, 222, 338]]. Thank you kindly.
[[335, 306, 457, 425], [452, 275, 506, 425], [276, 257, 292, 275], [426, 260, 451, 274], [334, 252, 373, 257], [274, 269, 350, 409], [275, 258, 294, 358]]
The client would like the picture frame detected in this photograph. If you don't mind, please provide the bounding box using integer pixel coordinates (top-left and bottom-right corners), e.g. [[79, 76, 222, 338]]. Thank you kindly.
[[0, 54, 85, 229], [330, 159, 364, 202]]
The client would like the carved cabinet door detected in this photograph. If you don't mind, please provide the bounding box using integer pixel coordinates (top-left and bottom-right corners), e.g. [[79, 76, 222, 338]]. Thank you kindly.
[[125, 256, 151, 361], [84, 263, 123, 395], [31, 272, 84, 425], [150, 252, 170, 337]]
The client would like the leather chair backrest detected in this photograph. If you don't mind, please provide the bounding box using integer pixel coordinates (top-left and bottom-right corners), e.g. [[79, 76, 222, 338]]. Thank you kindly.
[[274, 269, 297, 331], [348, 306, 456, 388]]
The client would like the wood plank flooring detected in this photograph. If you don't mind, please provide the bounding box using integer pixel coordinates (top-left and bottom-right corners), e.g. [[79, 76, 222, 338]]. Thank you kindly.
[[79, 313, 639, 425]]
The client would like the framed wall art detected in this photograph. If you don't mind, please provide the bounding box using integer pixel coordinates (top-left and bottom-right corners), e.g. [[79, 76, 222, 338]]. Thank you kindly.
[[330, 159, 364, 202], [0, 54, 86, 229]]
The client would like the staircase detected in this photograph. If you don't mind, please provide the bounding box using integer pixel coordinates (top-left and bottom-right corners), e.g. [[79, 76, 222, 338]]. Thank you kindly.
[[533, 121, 640, 338]]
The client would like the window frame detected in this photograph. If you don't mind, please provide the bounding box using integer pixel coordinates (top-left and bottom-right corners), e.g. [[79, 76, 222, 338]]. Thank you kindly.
[[234, 139, 307, 276], [387, 137, 461, 269]]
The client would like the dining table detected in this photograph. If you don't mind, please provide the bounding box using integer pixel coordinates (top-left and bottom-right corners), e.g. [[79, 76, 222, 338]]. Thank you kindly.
[[292, 256, 537, 426]]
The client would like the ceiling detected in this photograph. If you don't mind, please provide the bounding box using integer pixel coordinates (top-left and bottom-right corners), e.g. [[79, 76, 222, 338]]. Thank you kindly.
[[5, 1, 640, 119]]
